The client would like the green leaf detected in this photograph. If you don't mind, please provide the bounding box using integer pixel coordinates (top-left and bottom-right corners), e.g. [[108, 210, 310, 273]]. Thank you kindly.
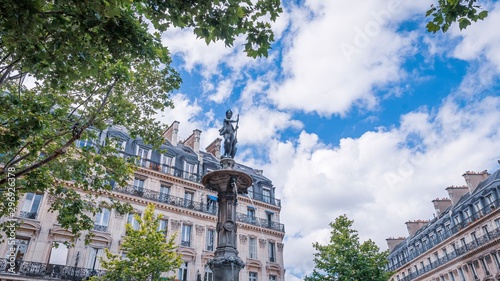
[[458, 17, 471, 30]]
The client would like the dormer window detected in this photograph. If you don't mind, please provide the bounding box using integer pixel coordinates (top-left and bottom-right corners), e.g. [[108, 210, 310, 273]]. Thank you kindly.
[[161, 154, 174, 175], [136, 147, 150, 167], [183, 161, 197, 181]]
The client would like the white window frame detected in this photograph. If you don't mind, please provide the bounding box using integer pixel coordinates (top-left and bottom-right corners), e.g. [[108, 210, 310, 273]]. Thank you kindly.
[[94, 208, 110, 228], [206, 229, 215, 251], [249, 237, 257, 259], [183, 161, 197, 180], [161, 154, 174, 175], [127, 213, 140, 230], [48, 242, 69, 265], [181, 224, 192, 247], [249, 271, 258, 281], [21, 193, 43, 218], [178, 262, 188, 281], [262, 188, 271, 203], [136, 146, 150, 167], [87, 247, 102, 270], [158, 219, 168, 234]]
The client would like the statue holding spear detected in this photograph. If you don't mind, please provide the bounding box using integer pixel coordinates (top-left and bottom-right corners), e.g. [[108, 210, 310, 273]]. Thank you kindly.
[[219, 109, 239, 158]]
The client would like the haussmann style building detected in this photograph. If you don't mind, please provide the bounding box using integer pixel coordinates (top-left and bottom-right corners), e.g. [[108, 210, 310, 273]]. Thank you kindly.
[[0, 121, 286, 281], [386, 169, 500, 281]]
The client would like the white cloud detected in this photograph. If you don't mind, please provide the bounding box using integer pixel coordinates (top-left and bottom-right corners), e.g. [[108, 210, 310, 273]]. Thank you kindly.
[[251, 95, 500, 279], [267, 0, 431, 116]]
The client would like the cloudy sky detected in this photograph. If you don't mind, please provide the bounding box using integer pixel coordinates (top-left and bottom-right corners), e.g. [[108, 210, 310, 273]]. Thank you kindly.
[[156, 0, 500, 279]]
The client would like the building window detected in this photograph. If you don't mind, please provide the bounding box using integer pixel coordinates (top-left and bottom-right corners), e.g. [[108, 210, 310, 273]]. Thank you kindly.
[[158, 219, 168, 234], [248, 185, 254, 198], [136, 147, 149, 167], [249, 271, 258, 281], [463, 209, 470, 221], [181, 225, 192, 247], [178, 262, 188, 281], [94, 208, 110, 232], [160, 185, 171, 202], [247, 207, 256, 223], [495, 218, 500, 228], [87, 247, 102, 270], [482, 225, 490, 239], [470, 232, 478, 244], [263, 188, 271, 203], [269, 275, 277, 281], [184, 191, 194, 208], [76, 139, 94, 149], [474, 202, 482, 215], [206, 229, 215, 251], [249, 237, 257, 259], [266, 212, 274, 227], [183, 161, 197, 180], [21, 193, 43, 219], [268, 242, 276, 262], [458, 267, 466, 281], [127, 213, 140, 230], [453, 215, 460, 225], [6, 238, 29, 272], [204, 265, 213, 281], [161, 155, 174, 174], [133, 178, 145, 195], [48, 242, 69, 265], [485, 194, 495, 207]]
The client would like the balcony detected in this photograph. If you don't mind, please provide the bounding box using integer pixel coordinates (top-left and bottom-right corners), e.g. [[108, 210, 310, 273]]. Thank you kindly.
[[387, 224, 500, 279], [0, 258, 106, 280], [236, 213, 285, 232], [19, 211, 37, 219], [388, 199, 500, 272], [118, 151, 282, 207], [93, 224, 108, 232], [180, 240, 191, 247], [113, 185, 218, 216]]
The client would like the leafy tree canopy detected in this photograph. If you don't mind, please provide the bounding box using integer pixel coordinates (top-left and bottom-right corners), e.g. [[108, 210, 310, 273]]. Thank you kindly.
[[91, 203, 182, 281], [426, 0, 488, 33], [304, 215, 392, 281], [0, 0, 281, 241]]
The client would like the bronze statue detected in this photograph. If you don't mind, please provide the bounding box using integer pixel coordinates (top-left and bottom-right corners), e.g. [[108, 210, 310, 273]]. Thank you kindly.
[[219, 110, 239, 158]]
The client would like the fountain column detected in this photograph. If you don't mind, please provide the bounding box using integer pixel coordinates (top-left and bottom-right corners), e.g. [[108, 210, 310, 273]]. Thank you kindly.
[[202, 110, 251, 281]]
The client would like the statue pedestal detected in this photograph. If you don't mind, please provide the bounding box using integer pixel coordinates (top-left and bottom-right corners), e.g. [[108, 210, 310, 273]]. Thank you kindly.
[[201, 158, 252, 281]]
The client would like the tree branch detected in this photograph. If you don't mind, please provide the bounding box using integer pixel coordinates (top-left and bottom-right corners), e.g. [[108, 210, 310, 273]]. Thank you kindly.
[[0, 77, 119, 186]]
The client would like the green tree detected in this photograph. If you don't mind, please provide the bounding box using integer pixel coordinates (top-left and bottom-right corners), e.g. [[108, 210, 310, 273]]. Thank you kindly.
[[92, 203, 182, 281], [304, 215, 391, 281], [0, 0, 281, 241], [426, 0, 488, 33]]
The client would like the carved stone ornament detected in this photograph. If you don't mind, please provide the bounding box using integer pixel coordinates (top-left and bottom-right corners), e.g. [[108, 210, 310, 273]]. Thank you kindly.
[[207, 256, 245, 268], [170, 219, 181, 231], [259, 238, 267, 248], [277, 242, 284, 252], [196, 225, 205, 235], [239, 234, 248, 243]]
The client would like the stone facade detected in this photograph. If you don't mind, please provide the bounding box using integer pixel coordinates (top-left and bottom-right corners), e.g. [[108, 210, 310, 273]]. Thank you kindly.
[[0, 122, 285, 281], [387, 169, 500, 281]]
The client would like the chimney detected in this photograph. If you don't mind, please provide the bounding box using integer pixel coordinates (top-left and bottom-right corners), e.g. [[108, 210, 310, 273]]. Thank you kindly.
[[162, 121, 179, 145], [405, 220, 429, 237], [205, 138, 222, 159], [445, 185, 469, 205], [386, 237, 406, 252], [462, 170, 490, 193], [432, 198, 452, 217], [183, 129, 202, 153]]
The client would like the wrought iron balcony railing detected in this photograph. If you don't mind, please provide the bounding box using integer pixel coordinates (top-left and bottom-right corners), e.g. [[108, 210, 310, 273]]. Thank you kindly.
[[19, 211, 37, 219], [119, 151, 282, 207], [388, 225, 500, 280], [236, 213, 285, 232], [93, 224, 108, 232], [180, 240, 191, 247], [388, 199, 500, 271], [0, 258, 106, 281], [113, 185, 218, 216]]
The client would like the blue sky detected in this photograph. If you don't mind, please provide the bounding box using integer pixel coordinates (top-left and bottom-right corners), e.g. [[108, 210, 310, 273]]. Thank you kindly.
[[156, 0, 500, 279]]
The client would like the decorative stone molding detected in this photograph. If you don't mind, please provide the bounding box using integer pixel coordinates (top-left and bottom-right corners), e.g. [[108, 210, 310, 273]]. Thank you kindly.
[[196, 225, 205, 235], [277, 242, 284, 252], [170, 219, 181, 231], [259, 238, 267, 248], [239, 234, 248, 243]]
